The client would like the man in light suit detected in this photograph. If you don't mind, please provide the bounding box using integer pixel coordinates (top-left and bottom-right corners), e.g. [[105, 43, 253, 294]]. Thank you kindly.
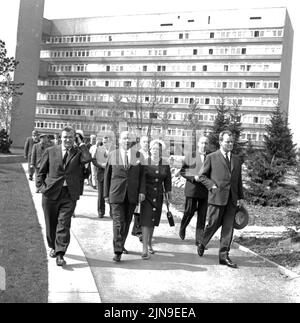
[[198, 130, 244, 268], [36, 126, 91, 266], [104, 131, 146, 262], [92, 136, 112, 218], [179, 136, 209, 252]]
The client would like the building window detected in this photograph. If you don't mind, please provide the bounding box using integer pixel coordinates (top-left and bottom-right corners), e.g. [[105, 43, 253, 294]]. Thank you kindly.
[[242, 48, 247, 54], [105, 81, 109, 87], [106, 66, 110, 72], [254, 31, 259, 37], [192, 65, 196, 72], [179, 33, 183, 39], [203, 65, 207, 71], [209, 49, 213, 55], [210, 32, 214, 39], [205, 98, 210, 104], [222, 82, 227, 88], [224, 65, 228, 72], [124, 81, 132, 87], [143, 65, 147, 72], [247, 65, 251, 71], [174, 97, 179, 103], [191, 82, 195, 88], [274, 82, 279, 89], [160, 81, 165, 87], [253, 117, 259, 123], [175, 81, 180, 88], [193, 49, 198, 55]]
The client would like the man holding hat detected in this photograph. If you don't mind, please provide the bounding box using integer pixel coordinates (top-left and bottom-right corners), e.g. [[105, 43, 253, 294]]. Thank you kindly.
[[198, 130, 244, 268], [24, 130, 39, 180], [31, 133, 53, 193]]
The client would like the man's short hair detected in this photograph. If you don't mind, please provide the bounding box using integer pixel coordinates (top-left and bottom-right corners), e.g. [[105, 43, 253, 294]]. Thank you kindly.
[[61, 126, 75, 134], [219, 130, 233, 142]]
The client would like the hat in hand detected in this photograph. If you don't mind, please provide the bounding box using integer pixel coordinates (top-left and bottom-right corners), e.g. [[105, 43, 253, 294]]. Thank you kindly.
[[233, 204, 249, 230]]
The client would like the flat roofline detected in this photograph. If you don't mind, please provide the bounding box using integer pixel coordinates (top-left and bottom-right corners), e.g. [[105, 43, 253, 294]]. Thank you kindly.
[[45, 6, 287, 22]]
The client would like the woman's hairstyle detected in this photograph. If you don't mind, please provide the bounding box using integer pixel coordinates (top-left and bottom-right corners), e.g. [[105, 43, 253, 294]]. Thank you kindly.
[[149, 139, 166, 151]]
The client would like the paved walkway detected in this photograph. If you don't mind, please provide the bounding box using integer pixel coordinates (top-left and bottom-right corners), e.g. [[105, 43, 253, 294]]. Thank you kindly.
[[11, 159, 300, 302]]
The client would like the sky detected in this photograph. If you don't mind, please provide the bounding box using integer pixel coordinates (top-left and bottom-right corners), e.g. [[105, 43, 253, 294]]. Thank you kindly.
[[0, 0, 299, 145]]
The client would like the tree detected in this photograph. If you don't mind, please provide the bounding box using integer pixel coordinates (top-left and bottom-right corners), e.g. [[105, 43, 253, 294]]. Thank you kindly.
[[108, 92, 126, 147], [183, 99, 202, 155], [208, 96, 230, 151], [0, 40, 23, 133], [263, 104, 297, 166], [0, 74, 23, 132], [227, 100, 245, 157]]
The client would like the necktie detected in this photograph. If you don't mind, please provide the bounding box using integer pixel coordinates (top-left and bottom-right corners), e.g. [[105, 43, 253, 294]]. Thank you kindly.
[[124, 151, 129, 168], [63, 149, 69, 166], [225, 152, 231, 170]]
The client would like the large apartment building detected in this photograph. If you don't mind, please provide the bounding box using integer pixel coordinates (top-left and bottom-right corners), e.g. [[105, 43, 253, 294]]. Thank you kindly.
[[11, 2, 293, 149]]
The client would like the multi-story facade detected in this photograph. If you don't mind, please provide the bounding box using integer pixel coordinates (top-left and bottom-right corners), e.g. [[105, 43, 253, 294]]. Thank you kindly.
[[11, 3, 293, 150]]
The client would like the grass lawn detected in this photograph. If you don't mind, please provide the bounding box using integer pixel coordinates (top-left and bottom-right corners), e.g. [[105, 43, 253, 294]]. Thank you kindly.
[[0, 163, 48, 303]]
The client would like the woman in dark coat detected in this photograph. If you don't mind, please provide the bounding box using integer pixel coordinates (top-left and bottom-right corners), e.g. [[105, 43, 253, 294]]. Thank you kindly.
[[140, 139, 172, 259]]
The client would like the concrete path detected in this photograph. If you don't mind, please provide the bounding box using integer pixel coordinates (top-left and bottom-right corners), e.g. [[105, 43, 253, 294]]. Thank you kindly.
[[22, 163, 300, 303]]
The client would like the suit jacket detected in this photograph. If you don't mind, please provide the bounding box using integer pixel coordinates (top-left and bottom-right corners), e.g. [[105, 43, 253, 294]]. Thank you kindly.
[[104, 148, 146, 204], [199, 150, 243, 206], [180, 152, 208, 199], [36, 144, 91, 201], [92, 145, 112, 181], [24, 137, 39, 161], [31, 142, 53, 168]]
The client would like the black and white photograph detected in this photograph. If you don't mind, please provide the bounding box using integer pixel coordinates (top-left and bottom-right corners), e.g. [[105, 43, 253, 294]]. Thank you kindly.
[[0, 0, 299, 307]]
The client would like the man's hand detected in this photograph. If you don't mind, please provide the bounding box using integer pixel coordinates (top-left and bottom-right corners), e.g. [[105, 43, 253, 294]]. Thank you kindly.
[[138, 193, 145, 203], [194, 175, 200, 182]]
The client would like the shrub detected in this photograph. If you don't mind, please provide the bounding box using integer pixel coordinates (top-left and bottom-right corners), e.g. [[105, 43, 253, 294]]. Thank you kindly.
[[0, 128, 12, 153], [244, 183, 292, 207]]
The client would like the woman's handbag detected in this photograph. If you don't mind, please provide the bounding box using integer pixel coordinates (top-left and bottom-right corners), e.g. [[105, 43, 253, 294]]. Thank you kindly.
[[164, 192, 175, 227]]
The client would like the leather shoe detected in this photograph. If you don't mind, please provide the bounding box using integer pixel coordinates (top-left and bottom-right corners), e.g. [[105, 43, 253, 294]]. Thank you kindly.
[[197, 244, 205, 257], [122, 248, 129, 254], [113, 254, 121, 262], [179, 229, 185, 240], [56, 254, 66, 266], [219, 257, 238, 268], [49, 249, 56, 258]]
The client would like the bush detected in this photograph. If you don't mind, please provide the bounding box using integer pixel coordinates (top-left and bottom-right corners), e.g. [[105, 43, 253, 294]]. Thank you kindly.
[[244, 183, 292, 207], [0, 129, 12, 153]]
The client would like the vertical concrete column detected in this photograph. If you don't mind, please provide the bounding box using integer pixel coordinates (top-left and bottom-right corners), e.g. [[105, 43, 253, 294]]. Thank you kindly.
[[10, 0, 45, 148]]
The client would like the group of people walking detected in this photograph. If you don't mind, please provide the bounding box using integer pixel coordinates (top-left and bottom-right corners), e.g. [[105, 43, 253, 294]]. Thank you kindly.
[[24, 126, 244, 269]]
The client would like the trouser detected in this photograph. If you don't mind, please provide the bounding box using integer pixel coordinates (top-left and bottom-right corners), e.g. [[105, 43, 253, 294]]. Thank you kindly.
[[180, 197, 208, 245], [110, 195, 136, 254], [97, 180, 105, 215], [28, 160, 35, 178], [201, 198, 237, 260], [42, 187, 77, 255]]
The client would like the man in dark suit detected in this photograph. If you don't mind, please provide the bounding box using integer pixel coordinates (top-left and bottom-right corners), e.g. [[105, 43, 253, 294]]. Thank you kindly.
[[36, 126, 91, 266], [104, 131, 146, 262], [179, 136, 209, 251], [30, 133, 53, 193], [24, 130, 39, 180], [198, 130, 244, 268]]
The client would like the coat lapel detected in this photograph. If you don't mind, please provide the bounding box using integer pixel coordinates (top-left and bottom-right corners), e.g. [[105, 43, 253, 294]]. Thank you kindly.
[[217, 150, 231, 173]]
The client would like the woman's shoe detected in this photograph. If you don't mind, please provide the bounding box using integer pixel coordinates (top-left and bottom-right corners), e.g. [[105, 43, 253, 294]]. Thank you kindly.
[[141, 253, 150, 260], [148, 247, 155, 254]]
